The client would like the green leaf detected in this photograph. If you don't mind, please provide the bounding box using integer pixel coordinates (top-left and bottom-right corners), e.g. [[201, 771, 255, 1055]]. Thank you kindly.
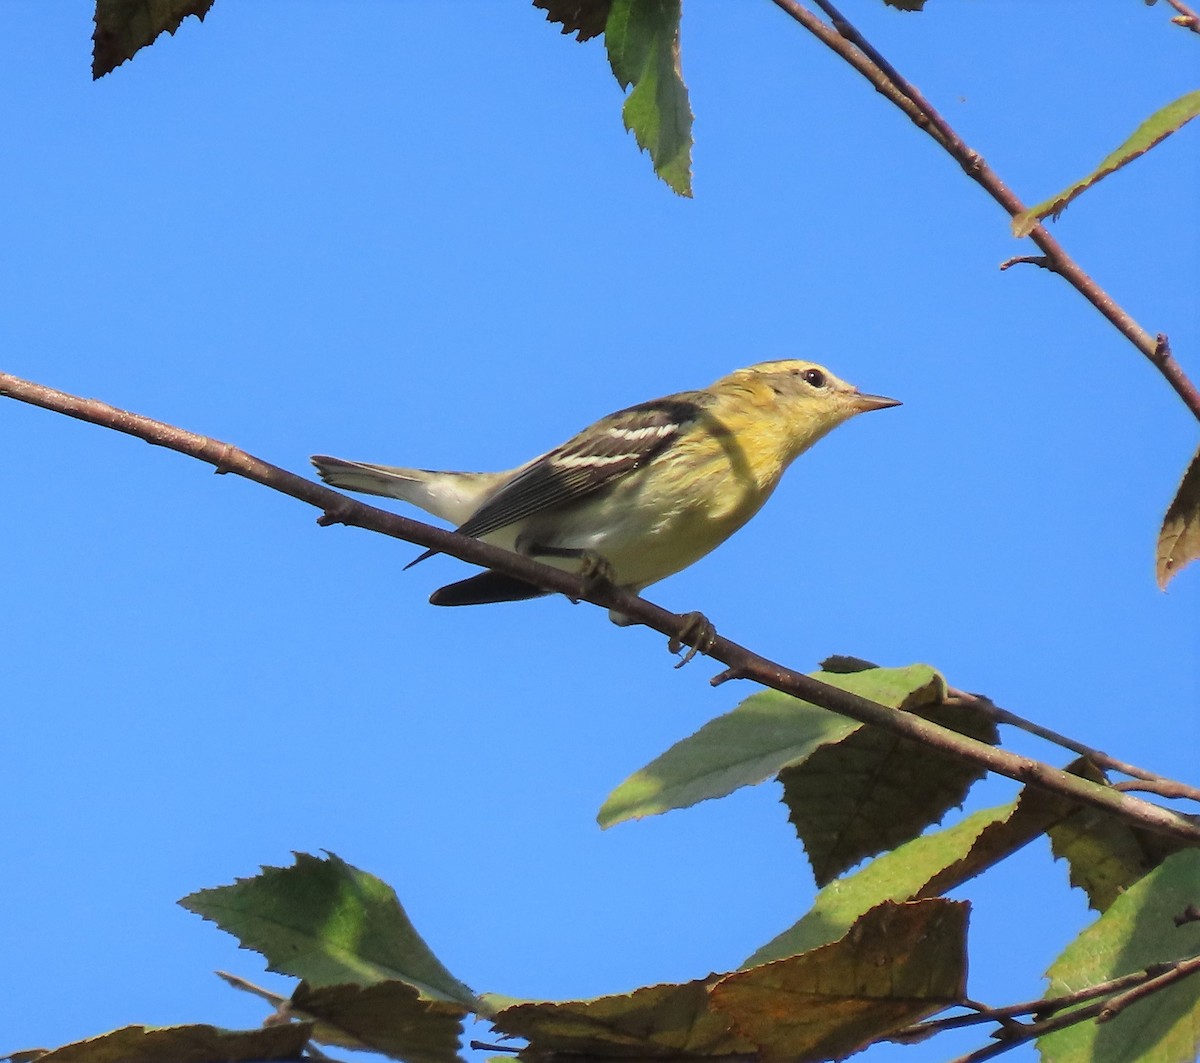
[[778, 676, 998, 885], [1012, 89, 1200, 237], [92, 0, 215, 80], [605, 0, 693, 196], [1048, 763, 1194, 912], [1039, 850, 1200, 1063], [291, 981, 467, 1063], [532, 0, 612, 42], [20, 1023, 311, 1063], [179, 852, 477, 1007], [711, 901, 968, 1062], [600, 665, 941, 829], [1157, 442, 1200, 589], [747, 781, 1074, 967]]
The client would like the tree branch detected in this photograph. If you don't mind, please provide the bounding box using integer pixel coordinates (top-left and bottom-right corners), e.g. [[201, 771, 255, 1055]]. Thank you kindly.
[[948, 691, 1200, 804], [3, 369, 1199, 845], [905, 955, 1200, 1062], [769, 0, 1200, 422], [1162, 0, 1200, 34]]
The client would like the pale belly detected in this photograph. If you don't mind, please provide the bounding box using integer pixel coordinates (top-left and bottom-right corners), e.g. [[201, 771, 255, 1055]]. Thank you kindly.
[[483, 462, 768, 591]]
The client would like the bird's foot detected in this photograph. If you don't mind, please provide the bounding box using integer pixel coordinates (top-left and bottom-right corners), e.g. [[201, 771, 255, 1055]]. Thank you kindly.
[[522, 542, 616, 603], [669, 611, 717, 668], [563, 549, 616, 602], [577, 550, 616, 591]]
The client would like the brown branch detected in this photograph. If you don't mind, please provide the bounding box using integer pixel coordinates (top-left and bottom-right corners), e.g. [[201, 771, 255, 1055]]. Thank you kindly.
[[1162, 0, 1200, 33], [936, 956, 1200, 1062], [827, 659, 1200, 803], [769, 0, 1200, 423], [893, 967, 1152, 1040], [947, 689, 1200, 804], [1098, 954, 1200, 1021], [3, 369, 1199, 846]]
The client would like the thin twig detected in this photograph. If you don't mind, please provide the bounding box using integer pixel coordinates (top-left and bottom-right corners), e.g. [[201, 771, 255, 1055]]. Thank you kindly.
[[940, 956, 1200, 1063], [946, 688, 1200, 804], [770, 0, 1200, 423], [1098, 954, 1200, 1021], [1113, 778, 1200, 801], [1162, 0, 1200, 33], [3, 370, 1199, 845], [998, 255, 1054, 273], [893, 967, 1151, 1040]]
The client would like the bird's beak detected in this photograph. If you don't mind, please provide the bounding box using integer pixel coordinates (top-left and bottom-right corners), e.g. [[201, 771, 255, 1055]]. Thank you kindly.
[[852, 391, 902, 412]]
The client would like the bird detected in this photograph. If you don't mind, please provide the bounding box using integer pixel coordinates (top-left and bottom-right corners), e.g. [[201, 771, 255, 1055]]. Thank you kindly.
[[312, 360, 899, 657]]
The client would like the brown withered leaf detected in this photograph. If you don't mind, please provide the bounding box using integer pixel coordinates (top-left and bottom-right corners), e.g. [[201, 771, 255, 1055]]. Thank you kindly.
[[532, 0, 612, 42], [1157, 442, 1200, 589], [92, 0, 215, 79]]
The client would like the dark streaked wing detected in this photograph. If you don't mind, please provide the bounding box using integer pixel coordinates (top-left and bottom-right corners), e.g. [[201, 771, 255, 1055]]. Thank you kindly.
[[429, 570, 551, 606], [455, 397, 703, 542]]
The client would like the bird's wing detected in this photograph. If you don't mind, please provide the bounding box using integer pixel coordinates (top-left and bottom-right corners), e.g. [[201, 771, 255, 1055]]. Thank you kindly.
[[455, 396, 705, 543]]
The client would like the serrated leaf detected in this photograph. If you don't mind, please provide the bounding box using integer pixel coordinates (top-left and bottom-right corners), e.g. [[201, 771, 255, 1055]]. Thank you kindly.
[[1013, 89, 1200, 237], [1048, 764, 1195, 912], [180, 852, 476, 1007], [600, 665, 940, 829], [489, 976, 759, 1057], [20, 1023, 311, 1063], [712, 901, 968, 1063], [605, 0, 693, 196], [291, 981, 467, 1063], [1157, 442, 1200, 589], [1039, 850, 1200, 1063], [532, 0, 612, 42], [747, 781, 1074, 967], [92, 0, 214, 80], [488, 901, 964, 1062], [779, 680, 998, 885]]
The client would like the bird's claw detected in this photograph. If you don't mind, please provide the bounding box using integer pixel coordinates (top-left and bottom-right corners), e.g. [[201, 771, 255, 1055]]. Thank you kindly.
[[669, 611, 717, 668], [569, 551, 616, 602]]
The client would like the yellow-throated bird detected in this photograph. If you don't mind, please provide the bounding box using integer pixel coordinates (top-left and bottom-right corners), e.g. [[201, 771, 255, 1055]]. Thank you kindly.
[[313, 360, 899, 647]]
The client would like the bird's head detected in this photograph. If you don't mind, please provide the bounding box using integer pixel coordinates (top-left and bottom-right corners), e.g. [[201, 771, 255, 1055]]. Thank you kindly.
[[715, 360, 900, 457]]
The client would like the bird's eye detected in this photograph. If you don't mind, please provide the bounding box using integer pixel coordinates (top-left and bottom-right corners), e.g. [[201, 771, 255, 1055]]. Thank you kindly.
[[802, 367, 826, 388]]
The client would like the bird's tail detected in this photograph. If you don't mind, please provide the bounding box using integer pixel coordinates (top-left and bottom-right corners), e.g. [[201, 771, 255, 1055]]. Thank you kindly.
[[310, 455, 498, 525]]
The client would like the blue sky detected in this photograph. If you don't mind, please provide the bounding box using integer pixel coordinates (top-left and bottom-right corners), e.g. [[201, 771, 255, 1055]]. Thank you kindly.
[[2, 3, 1197, 1061]]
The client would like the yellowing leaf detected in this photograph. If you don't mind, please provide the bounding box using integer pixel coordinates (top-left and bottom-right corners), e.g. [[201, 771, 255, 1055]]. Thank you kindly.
[[489, 977, 758, 1057], [22, 1023, 311, 1063], [291, 981, 467, 1063], [1013, 90, 1200, 237], [92, 0, 215, 80], [1157, 442, 1200, 589], [532, 0, 612, 42], [712, 901, 968, 1062], [487, 901, 966, 1062]]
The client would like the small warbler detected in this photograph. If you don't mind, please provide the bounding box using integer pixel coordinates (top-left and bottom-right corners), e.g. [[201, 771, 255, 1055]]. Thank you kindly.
[[312, 360, 899, 637]]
